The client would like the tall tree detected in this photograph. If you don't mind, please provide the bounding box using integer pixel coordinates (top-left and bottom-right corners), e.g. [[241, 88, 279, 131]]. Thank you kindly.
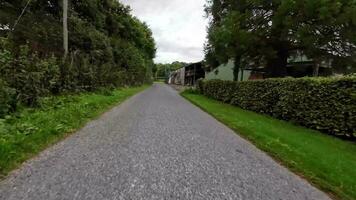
[[0, 0, 156, 105], [205, 0, 356, 78]]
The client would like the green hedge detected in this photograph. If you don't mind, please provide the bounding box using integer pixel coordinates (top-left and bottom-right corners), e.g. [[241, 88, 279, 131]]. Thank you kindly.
[[198, 77, 356, 138]]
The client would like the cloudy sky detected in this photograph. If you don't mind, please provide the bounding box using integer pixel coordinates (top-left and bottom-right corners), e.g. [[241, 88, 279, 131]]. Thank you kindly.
[[120, 0, 208, 64]]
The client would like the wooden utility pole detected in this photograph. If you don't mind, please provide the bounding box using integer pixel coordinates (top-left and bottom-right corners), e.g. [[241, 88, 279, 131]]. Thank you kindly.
[[63, 0, 68, 60]]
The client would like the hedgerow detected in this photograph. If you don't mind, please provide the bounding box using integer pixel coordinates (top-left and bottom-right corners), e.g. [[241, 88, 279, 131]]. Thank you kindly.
[[198, 77, 356, 138], [0, 0, 156, 113]]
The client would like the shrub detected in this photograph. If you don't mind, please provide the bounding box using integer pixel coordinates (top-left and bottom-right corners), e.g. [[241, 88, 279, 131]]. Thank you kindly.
[[0, 80, 16, 118], [0, 44, 60, 106], [198, 77, 356, 138]]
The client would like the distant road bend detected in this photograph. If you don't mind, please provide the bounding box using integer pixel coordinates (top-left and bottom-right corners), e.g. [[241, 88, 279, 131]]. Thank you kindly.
[[0, 83, 330, 200]]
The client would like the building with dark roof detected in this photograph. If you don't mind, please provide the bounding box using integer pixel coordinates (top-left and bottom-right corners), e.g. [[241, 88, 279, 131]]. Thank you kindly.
[[169, 62, 205, 86]]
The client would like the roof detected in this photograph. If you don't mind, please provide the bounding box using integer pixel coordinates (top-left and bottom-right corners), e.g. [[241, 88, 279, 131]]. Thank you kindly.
[[172, 61, 203, 72]]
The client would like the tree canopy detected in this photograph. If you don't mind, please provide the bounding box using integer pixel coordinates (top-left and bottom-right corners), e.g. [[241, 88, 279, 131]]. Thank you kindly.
[[0, 0, 156, 105], [154, 61, 189, 79], [205, 0, 356, 79]]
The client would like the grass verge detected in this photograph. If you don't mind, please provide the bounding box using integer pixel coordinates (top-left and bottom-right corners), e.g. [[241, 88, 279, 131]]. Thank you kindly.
[[182, 91, 356, 200], [0, 85, 149, 177]]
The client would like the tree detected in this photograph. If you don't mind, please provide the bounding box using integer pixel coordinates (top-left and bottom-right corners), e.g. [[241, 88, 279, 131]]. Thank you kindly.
[[0, 0, 156, 105], [291, 0, 356, 76], [154, 62, 188, 79], [205, 0, 356, 78]]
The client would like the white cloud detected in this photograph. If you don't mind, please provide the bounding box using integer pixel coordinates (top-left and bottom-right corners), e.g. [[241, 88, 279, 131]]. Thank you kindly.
[[120, 0, 208, 63]]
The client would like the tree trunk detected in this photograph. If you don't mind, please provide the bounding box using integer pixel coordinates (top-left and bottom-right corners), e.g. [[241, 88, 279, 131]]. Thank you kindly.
[[240, 68, 244, 81], [233, 56, 241, 81], [313, 59, 320, 77], [63, 0, 69, 61], [266, 48, 288, 78]]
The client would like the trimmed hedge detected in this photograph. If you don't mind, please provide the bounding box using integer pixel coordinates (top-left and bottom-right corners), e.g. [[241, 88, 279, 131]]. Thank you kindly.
[[197, 77, 356, 138]]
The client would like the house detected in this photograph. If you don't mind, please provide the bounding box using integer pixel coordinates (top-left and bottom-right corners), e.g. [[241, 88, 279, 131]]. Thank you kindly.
[[169, 67, 185, 85], [286, 51, 333, 77], [205, 53, 333, 81], [205, 60, 258, 81], [169, 62, 205, 86]]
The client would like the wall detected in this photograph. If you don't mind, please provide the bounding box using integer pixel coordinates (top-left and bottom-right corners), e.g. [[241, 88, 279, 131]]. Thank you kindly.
[[205, 60, 251, 81]]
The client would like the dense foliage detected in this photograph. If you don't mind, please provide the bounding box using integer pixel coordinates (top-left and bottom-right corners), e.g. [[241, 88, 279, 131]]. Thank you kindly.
[[205, 0, 356, 79], [154, 61, 188, 79], [0, 79, 15, 117], [198, 77, 356, 138], [0, 0, 156, 114]]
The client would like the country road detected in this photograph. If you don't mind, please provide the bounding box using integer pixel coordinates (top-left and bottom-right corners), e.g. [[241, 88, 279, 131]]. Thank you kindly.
[[0, 83, 330, 200]]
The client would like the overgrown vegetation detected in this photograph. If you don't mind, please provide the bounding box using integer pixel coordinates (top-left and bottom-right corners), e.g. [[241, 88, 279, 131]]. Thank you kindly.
[[197, 77, 356, 138], [153, 61, 188, 80], [0, 0, 156, 116], [205, 0, 356, 79], [0, 85, 148, 177], [0, 80, 16, 117], [0, 1, 155, 176], [182, 91, 356, 200]]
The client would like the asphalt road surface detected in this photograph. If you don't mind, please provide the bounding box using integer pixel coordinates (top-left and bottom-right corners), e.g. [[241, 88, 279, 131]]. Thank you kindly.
[[0, 84, 330, 200]]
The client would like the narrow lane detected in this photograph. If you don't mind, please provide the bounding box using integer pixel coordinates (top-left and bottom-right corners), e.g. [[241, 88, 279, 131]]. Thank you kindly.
[[0, 84, 330, 200]]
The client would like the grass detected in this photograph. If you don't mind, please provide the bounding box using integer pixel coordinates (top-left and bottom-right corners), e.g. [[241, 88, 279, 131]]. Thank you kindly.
[[154, 79, 166, 83], [181, 91, 356, 200], [0, 85, 149, 177]]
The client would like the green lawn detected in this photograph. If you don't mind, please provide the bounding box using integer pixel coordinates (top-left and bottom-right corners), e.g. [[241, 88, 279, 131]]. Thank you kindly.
[[182, 91, 356, 200], [0, 85, 149, 177]]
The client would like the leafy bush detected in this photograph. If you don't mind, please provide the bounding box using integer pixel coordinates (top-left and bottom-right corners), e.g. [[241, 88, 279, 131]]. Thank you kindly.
[[198, 77, 356, 138], [0, 44, 60, 106], [0, 80, 16, 118], [0, 0, 156, 112]]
